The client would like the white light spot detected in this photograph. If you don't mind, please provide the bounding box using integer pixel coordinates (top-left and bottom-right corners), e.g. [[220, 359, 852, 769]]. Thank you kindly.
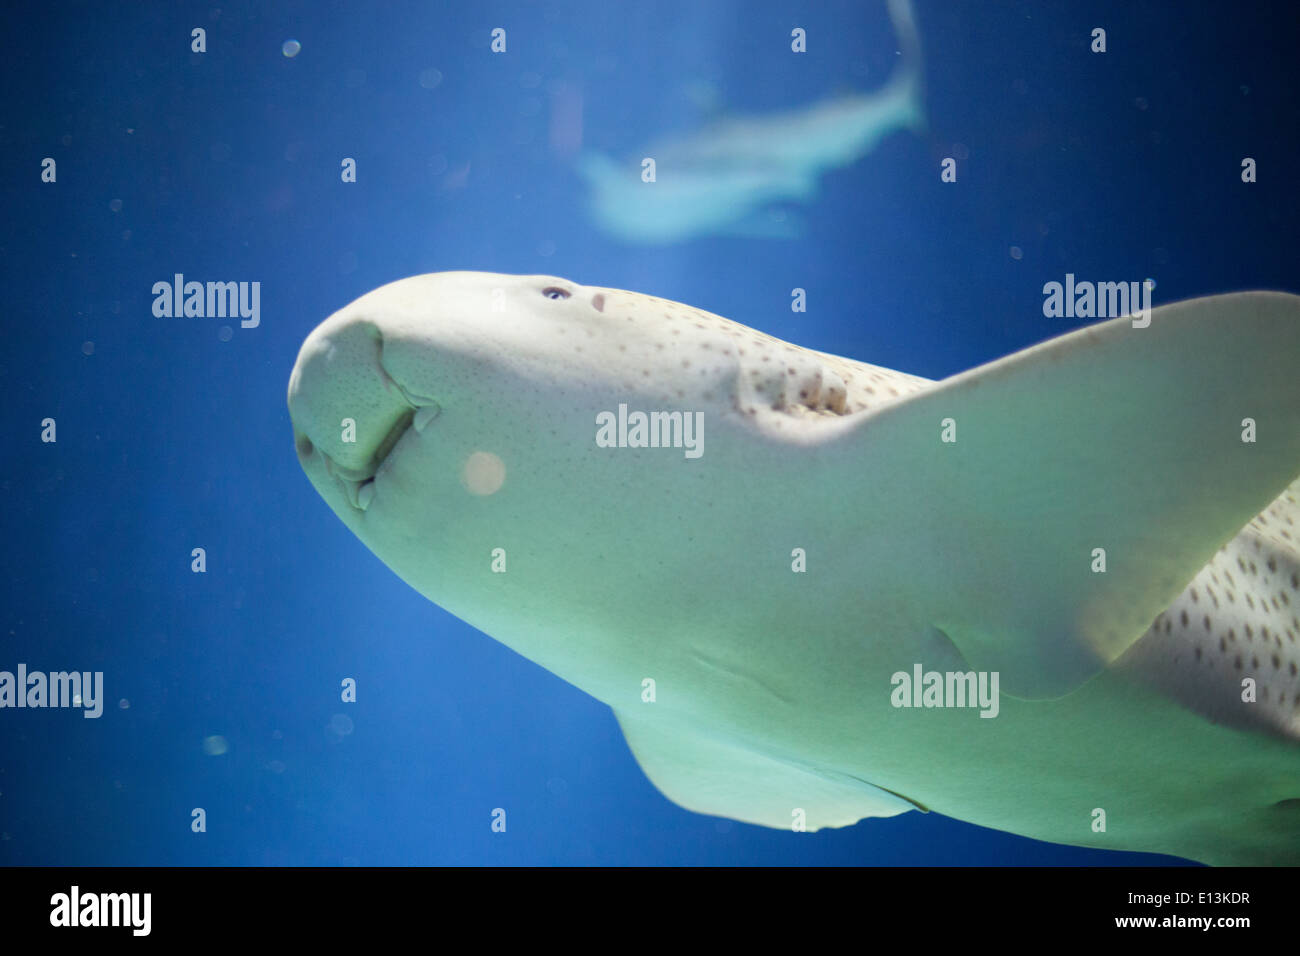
[[81, 341, 94, 355], [419, 68, 442, 89], [282, 39, 301, 58], [1009, 245, 1023, 260], [203, 735, 229, 756], [462, 451, 506, 495]]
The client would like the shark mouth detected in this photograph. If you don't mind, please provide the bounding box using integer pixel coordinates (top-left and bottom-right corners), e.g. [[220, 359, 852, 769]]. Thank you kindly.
[[324, 381, 441, 512]]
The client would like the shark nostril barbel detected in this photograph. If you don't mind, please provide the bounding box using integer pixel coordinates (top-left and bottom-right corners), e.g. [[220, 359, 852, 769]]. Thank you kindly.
[[357, 481, 376, 511], [413, 405, 440, 432]]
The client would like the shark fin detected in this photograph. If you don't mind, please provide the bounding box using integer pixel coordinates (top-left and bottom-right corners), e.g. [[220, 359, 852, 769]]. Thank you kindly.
[[810, 291, 1300, 699], [614, 709, 921, 830]]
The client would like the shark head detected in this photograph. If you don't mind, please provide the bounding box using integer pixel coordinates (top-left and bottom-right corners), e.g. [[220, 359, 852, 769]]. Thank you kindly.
[[288, 271, 620, 493], [287, 271, 905, 513], [289, 270, 778, 494]]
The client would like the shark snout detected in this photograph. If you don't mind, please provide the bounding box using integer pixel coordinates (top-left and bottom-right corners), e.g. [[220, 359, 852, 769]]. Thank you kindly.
[[288, 314, 440, 509]]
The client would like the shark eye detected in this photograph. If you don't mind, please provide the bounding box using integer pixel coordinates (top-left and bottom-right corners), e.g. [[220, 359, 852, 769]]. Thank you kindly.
[[542, 287, 571, 300]]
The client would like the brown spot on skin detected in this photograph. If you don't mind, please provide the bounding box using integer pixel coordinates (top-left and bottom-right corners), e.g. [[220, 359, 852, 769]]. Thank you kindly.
[[1191, 588, 1198, 602], [1204, 616, 1211, 631], [1180, 610, 1189, 627], [1268, 558, 1278, 573], [1220, 637, 1227, 652], [1195, 647, 1203, 661], [1253, 656, 1260, 669], [1234, 656, 1242, 670], [1291, 662, 1297, 676], [1273, 655, 1281, 669], [1246, 625, 1254, 640]]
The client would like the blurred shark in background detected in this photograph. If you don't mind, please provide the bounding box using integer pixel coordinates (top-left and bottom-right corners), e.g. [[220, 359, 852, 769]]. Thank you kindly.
[[577, 0, 924, 243]]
